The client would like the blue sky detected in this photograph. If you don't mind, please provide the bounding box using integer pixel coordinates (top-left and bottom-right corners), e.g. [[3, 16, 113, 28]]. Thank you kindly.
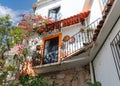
[[0, 0, 36, 11], [0, 0, 36, 24]]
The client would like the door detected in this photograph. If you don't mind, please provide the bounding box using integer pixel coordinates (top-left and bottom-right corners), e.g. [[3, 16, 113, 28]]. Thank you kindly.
[[43, 37, 59, 64]]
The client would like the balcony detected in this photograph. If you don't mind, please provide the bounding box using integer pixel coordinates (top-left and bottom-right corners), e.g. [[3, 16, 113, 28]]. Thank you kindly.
[[32, 17, 101, 74], [31, 0, 116, 74]]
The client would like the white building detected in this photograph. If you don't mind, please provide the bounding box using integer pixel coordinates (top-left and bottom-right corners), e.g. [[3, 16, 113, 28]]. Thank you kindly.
[[30, 0, 120, 86], [33, 0, 93, 21]]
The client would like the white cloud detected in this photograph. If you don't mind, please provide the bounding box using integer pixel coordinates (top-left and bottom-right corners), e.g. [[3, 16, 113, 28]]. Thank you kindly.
[[0, 5, 34, 25], [0, 5, 21, 25]]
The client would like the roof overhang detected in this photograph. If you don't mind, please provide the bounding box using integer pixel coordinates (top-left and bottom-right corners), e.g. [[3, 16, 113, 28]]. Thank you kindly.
[[33, 43, 93, 74]]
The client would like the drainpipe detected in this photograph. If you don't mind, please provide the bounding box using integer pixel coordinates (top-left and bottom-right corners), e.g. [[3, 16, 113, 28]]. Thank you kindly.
[[89, 62, 95, 83]]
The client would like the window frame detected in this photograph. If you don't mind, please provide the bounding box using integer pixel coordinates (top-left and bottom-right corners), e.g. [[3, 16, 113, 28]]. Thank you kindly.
[[42, 33, 62, 64], [48, 6, 61, 21]]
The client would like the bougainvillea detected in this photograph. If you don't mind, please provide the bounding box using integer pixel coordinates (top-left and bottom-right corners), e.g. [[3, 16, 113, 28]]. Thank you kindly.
[[18, 14, 54, 34], [11, 44, 24, 55]]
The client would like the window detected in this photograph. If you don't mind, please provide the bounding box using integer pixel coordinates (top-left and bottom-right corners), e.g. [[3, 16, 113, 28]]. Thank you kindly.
[[48, 6, 61, 21], [110, 30, 120, 80]]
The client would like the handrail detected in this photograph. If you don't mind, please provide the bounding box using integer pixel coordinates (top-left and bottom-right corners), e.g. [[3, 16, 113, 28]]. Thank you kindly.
[[85, 17, 101, 29], [59, 17, 101, 60]]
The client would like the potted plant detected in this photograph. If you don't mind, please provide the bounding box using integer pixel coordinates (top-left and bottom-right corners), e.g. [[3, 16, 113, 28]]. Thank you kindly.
[[87, 81, 101, 86]]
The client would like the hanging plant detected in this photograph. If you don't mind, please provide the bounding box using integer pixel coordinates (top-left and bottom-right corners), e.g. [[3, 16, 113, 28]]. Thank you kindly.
[[80, 28, 84, 32]]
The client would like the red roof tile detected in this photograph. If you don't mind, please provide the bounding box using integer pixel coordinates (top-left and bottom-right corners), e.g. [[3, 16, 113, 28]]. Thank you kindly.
[[38, 11, 90, 34]]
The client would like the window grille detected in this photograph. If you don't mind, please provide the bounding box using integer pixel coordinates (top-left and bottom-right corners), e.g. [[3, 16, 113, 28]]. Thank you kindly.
[[110, 30, 120, 80], [48, 6, 61, 21]]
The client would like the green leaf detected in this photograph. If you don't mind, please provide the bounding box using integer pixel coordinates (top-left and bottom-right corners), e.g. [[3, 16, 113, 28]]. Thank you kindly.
[[13, 54, 18, 60], [6, 65, 16, 71], [94, 82, 101, 86], [1, 45, 5, 50], [0, 59, 5, 64], [23, 48, 29, 57], [87, 82, 94, 86]]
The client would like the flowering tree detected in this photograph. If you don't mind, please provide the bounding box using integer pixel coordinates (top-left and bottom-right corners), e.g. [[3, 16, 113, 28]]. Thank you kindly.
[[0, 14, 58, 86], [18, 14, 54, 35], [0, 15, 26, 85]]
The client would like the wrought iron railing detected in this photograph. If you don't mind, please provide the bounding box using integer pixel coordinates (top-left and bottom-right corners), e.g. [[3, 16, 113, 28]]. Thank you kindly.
[[59, 18, 101, 60]]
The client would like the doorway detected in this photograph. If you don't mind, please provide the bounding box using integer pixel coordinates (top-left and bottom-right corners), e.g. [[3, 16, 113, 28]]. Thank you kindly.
[[43, 37, 59, 64]]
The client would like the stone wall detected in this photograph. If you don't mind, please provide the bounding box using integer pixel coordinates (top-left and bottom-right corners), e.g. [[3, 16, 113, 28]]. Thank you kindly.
[[42, 65, 91, 86]]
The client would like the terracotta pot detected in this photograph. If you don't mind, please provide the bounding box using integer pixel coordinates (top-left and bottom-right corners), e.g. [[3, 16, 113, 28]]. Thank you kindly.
[[63, 35, 70, 42], [69, 36, 75, 44], [36, 45, 41, 50]]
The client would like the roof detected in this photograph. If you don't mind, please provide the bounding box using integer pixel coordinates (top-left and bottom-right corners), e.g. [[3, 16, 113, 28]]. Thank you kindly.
[[38, 11, 90, 34]]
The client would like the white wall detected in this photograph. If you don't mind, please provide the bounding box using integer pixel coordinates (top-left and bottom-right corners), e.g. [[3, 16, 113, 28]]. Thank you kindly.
[[28, 23, 83, 51], [60, 0, 85, 19], [35, 0, 61, 17], [35, 0, 85, 19], [62, 23, 83, 38], [89, 0, 102, 23], [93, 18, 120, 86]]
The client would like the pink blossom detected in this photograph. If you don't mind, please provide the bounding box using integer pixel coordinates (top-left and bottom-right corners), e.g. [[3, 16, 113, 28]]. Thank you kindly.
[[11, 44, 24, 55], [17, 45, 24, 51], [21, 14, 26, 18]]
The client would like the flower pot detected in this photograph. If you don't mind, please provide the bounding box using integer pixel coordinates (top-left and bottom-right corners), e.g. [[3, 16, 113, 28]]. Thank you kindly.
[[36, 45, 41, 50]]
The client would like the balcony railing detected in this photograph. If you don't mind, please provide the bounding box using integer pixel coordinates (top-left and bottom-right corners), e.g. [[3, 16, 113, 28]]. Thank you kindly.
[[32, 18, 101, 66], [59, 18, 101, 60]]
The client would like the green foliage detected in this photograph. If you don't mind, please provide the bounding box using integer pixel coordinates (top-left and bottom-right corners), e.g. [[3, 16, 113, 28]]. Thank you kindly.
[[0, 71, 8, 84], [10, 74, 59, 86], [22, 48, 29, 57], [0, 15, 57, 86], [0, 15, 26, 85], [0, 59, 5, 64], [11, 27, 24, 43], [6, 65, 16, 71], [87, 81, 101, 86]]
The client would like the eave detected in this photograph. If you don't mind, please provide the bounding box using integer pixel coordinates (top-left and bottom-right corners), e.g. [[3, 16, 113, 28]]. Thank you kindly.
[[38, 11, 90, 34]]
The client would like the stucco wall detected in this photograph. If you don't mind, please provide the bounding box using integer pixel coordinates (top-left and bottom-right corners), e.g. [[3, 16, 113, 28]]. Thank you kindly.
[[61, 23, 83, 39], [93, 18, 120, 86], [41, 65, 90, 86], [35, 0, 85, 19], [28, 23, 83, 59], [89, 0, 102, 23]]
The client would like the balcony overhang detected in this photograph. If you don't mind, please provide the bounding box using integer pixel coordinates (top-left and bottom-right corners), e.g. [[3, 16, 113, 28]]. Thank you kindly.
[[33, 43, 93, 74], [33, 55, 89, 74]]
